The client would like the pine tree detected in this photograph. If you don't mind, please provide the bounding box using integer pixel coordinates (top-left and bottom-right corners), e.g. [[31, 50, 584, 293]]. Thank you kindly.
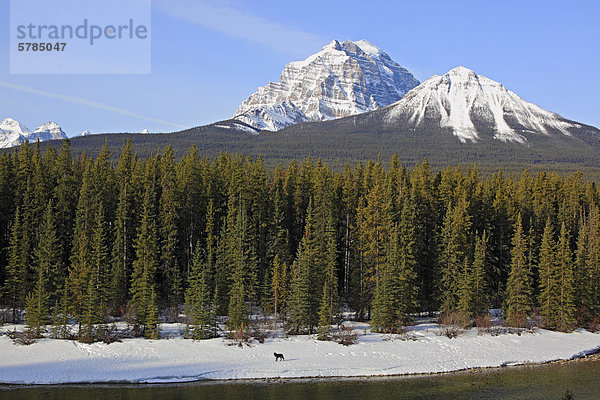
[[439, 196, 472, 314], [68, 165, 96, 327], [554, 222, 576, 331], [538, 218, 558, 328], [574, 220, 591, 321], [355, 182, 391, 318], [159, 146, 181, 307], [587, 205, 600, 317], [4, 207, 26, 322], [227, 207, 248, 335], [371, 200, 418, 333], [505, 215, 533, 327], [129, 158, 160, 339], [185, 241, 215, 339], [287, 202, 319, 333], [24, 262, 49, 338], [271, 255, 287, 323], [110, 140, 137, 315], [79, 201, 110, 342], [457, 256, 474, 323], [471, 232, 489, 317], [25, 201, 60, 337], [317, 222, 338, 340]]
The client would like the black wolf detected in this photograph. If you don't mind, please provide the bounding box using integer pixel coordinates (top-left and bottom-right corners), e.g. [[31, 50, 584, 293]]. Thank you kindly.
[[274, 352, 284, 361]]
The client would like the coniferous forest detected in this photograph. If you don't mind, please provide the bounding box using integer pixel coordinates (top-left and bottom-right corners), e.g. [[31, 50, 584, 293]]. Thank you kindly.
[[1, 139, 600, 342]]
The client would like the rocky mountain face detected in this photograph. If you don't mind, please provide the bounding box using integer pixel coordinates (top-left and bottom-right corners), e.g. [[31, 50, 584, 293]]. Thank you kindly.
[[233, 40, 420, 131], [32, 121, 68, 142], [0, 118, 67, 148], [383, 66, 579, 144]]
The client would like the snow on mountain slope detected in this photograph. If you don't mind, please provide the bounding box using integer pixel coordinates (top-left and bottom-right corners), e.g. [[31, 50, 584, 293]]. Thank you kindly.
[[234, 40, 420, 131], [0, 118, 67, 148], [31, 121, 68, 142], [385, 66, 578, 143], [0, 118, 31, 148]]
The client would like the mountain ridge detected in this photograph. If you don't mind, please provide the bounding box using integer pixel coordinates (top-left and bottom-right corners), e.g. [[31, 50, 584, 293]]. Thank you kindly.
[[233, 39, 420, 131]]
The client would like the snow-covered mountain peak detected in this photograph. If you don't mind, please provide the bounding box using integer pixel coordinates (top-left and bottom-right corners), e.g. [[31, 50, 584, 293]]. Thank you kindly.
[[32, 121, 67, 141], [233, 40, 420, 131], [0, 117, 31, 136], [353, 39, 383, 57], [0, 118, 67, 148], [386, 67, 577, 144]]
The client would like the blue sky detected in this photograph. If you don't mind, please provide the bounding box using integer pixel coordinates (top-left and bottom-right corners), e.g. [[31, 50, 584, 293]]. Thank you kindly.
[[1, 0, 599, 136]]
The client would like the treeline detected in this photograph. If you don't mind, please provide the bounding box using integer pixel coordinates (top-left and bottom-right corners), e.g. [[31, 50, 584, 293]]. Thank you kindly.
[[1, 140, 600, 342]]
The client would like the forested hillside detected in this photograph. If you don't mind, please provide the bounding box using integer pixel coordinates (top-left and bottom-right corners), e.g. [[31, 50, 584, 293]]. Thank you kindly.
[[1, 139, 599, 342]]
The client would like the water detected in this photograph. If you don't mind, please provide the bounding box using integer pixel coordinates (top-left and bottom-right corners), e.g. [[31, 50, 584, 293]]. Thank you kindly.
[[2, 360, 599, 400]]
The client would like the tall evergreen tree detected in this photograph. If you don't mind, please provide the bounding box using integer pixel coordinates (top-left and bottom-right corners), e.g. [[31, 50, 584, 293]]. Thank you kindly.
[[471, 232, 489, 316], [287, 202, 319, 333], [185, 240, 215, 339], [538, 218, 558, 328], [587, 205, 600, 317], [574, 220, 591, 320], [505, 215, 533, 327], [554, 222, 576, 331], [4, 207, 26, 322], [159, 146, 181, 307], [129, 158, 160, 339], [110, 140, 137, 315], [317, 221, 339, 340], [25, 201, 60, 336], [227, 207, 249, 335], [371, 199, 418, 332], [439, 195, 472, 314], [271, 255, 287, 323]]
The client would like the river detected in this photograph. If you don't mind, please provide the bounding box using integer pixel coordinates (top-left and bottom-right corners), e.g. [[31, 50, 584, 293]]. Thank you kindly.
[[1, 359, 599, 400]]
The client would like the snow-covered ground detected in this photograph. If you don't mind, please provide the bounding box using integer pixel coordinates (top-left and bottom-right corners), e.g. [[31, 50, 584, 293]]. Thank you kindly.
[[0, 321, 599, 384]]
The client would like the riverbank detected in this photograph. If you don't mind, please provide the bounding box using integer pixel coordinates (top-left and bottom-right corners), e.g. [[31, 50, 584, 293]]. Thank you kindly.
[[1, 321, 599, 385]]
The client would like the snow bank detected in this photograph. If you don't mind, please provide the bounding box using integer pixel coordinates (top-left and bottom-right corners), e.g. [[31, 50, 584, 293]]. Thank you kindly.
[[0, 322, 599, 384]]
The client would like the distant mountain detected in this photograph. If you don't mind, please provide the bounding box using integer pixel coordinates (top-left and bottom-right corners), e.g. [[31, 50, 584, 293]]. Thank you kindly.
[[0, 118, 67, 148], [31, 121, 68, 142], [42, 66, 600, 177], [0, 118, 32, 148], [383, 66, 579, 144], [233, 40, 419, 131]]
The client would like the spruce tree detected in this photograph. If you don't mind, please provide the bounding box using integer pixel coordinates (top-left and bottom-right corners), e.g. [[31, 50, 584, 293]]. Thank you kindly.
[[68, 165, 96, 327], [555, 222, 575, 331], [159, 146, 181, 307], [439, 196, 472, 314], [574, 220, 591, 321], [371, 201, 418, 333], [505, 215, 533, 327], [4, 207, 26, 322], [457, 256, 474, 323], [185, 241, 215, 339], [24, 261, 49, 338], [227, 207, 248, 335], [26, 201, 60, 337], [317, 222, 338, 340], [287, 202, 319, 333], [129, 158, 160, 339], [587, 205, 600, 317], [110, 141, 137, 315], [471, 232, 489, 316], [271, 255, 287, 323], [538, 218, 558, 328]]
